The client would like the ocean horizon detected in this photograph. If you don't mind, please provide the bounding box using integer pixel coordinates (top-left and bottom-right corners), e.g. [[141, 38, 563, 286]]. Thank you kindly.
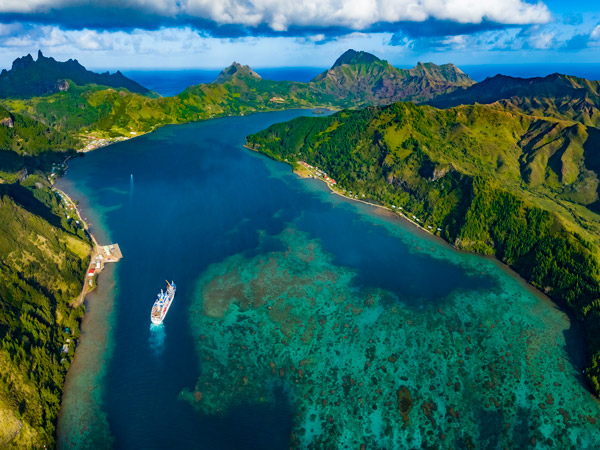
[[119, 64, 600, 97]]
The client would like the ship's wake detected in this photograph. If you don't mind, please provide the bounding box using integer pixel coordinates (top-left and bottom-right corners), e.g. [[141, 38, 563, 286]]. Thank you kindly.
[[127, 174, 134, 216], [148, 323, 166, 356]]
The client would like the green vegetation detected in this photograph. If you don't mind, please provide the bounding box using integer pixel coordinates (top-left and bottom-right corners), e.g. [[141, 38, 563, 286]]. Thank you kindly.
[[0, 177, 91, 449], [0, 105, 79, 156], [2, 65, 324, 140], [247, 101, 600, 394]]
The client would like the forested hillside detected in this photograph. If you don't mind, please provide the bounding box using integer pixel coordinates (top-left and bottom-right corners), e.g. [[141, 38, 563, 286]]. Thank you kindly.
[[0, 176, 90, 449]]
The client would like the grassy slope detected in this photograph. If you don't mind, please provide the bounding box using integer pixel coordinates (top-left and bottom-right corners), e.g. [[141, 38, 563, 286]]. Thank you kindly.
[[430, 73, 600, 128], [2, 77, 325, 140], [247, 102, 600, 393]]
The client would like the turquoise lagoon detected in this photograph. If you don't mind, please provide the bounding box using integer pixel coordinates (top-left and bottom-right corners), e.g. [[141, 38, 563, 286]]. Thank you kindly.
[[57, 110, 600, 449]]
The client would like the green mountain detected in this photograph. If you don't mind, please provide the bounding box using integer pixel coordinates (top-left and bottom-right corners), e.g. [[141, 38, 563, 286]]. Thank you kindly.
[[0, 50, 476, 142], [0, 51, 150, 99], [430, 73, 600, 127], [246, 101, 600, 394], [311, 50, 475, 106]]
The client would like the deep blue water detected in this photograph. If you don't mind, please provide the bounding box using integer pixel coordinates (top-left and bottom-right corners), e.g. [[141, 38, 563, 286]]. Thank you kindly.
[[58, 109, 600, 449], [58, 110, 499, 448], [123, 64, 600, 97]]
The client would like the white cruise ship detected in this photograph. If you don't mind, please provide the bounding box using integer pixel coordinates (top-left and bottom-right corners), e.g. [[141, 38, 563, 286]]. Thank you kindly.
[[151, 281, 176, 325]]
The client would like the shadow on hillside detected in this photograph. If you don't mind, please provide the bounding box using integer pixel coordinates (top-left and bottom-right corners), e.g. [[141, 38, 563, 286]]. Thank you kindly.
[[0, 150, 24, 173], [0, 183, 61, 228]]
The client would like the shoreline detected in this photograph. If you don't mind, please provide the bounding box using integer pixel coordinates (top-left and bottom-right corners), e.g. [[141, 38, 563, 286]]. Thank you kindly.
[[51, 181, 122, 306], [56, 263, 116, 450], [49, 109, 598, 448], [53, 168, 118, 449], [244, 147, 438, 237]]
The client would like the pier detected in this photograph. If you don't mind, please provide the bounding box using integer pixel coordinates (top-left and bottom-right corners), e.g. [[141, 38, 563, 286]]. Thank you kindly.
[[79, 242, 122, 305]]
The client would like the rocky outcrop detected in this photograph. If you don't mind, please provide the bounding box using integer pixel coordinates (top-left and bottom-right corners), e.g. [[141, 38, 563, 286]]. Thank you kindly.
[[0, 114, 14, 128], [56, 79, 69, 92]]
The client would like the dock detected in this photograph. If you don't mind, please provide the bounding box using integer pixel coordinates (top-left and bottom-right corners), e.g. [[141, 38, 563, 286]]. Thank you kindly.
[[78, 242, 123, 305], [51, 186, 124, 306]]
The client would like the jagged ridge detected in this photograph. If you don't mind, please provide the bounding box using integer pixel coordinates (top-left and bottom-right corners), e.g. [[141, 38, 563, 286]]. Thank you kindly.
[[0, 50, 150, 99]]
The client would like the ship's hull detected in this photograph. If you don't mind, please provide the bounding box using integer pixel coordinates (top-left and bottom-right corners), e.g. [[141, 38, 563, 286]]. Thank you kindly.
[[150, 282, 176, 324]]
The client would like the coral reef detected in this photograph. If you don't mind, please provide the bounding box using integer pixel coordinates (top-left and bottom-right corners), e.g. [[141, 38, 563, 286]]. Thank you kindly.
[[184, 228, 600, 448]]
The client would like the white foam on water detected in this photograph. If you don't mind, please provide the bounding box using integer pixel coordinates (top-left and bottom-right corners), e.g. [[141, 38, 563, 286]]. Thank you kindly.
[[149, 323, 166, 356]]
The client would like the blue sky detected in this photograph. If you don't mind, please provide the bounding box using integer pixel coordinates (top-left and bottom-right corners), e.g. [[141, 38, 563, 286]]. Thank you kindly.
[[0, 0, 598, 69]]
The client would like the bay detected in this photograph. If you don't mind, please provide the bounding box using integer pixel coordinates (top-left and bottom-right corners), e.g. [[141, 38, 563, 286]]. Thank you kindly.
[[58, 109, 600, 449]]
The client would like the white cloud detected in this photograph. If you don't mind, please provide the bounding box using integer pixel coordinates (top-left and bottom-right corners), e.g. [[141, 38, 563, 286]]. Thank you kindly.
[[75, 30, 111, 50], [0, 0, 177, 15], [0, 0, 552, 31], [40, 26, 69, 46], [441, 35, 467, 49], [529, 31, 555, 49], [308, 34, 326, 42], [591, 24, 600, 40], [184, 0, 552, 30]]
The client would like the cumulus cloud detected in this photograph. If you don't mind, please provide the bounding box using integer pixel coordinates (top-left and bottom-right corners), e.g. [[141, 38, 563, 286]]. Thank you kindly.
[[591, 24, 600, 40], [0, 0, 551, 37], [528, 31, 555, 49]]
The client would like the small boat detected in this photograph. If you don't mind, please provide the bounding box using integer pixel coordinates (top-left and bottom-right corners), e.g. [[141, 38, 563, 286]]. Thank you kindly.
[[151, 280, 176, 325]]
